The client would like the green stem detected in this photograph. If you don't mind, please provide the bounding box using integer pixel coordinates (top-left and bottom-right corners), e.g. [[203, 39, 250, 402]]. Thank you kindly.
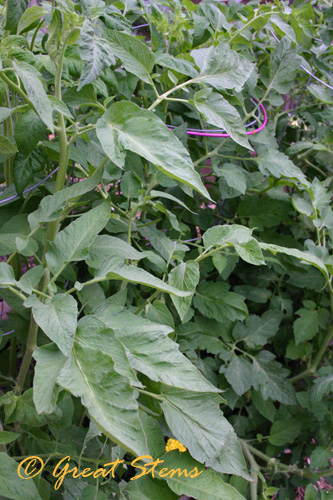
[[135, 289, 160, 314], [138, 389, 165, 402], [228, 12, 274, 43], [15, 313, 38, 393], [195, 244, 229, 262], [3, 86, 14, 185], [0, 420, 6, 452], [0, 71, 39, 116], [240, 440, 259, 500]]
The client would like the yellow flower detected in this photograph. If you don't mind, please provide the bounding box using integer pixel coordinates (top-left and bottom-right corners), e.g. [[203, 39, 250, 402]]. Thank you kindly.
[[165, 438, 187, 453], [290, 119, 300, 128]]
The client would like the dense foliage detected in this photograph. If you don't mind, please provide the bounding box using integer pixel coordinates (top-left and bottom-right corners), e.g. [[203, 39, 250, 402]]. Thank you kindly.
[[0, 0, 332, 499]]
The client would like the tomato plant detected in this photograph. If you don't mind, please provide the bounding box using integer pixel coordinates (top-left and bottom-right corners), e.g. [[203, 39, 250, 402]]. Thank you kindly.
[[0, 0, 332, 499]]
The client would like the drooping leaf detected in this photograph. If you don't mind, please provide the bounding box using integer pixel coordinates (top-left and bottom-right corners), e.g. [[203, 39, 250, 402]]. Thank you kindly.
[[168, 261, 200, 320], [33, 343, 67, 414], [155, 451, 247, 500], [5, 0, 29, 32], [160, 388, 250, 479], [28, 169, 104, 230], [93, 300, 219, 393], [293, 308, 319, 345], [56, 339, 151, 457], [103, 30, 155, 83], [256, 149, 309, 187], [78, 20, 116, 90], [17, 6, 48, 34], [0, 452, 42, 500], [46, 200, 110, 275], [193, 92, 252, 149], [96, 101, 210, 199], [86, 234, 145, 268], [13, 61, 54, 132], [14, 109, 47, 157], [24, 294, 78, 356]]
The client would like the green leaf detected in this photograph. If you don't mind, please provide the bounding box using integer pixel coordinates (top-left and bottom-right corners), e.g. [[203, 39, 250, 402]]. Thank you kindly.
[[256, 149, 309, 187], [203, 224, 253, 248], [103, 30, 155, 83], [234, 239, 265, 266], [259, 242, 328, 279], [17, 6, 47, 34], [293, 308, 319, 345], [216, 164, 247, 195], [268, 419, 301, 446], [191, 43, 255, 91], [193, 92, 252, 149], [225, 355, 252, 396], [160, 388, 250, 479], [252, 351, 296, 405], [86, 235, 145, 268], [96, 101, 210, 199], [13, 61, 54, 132], [311, 367, 333, 401], [233, 311, 282, 348], [169, 261, 200, 321], [304, 484, 318, 500], [0, 107, 20, 124], [0, 432, 20, 445], [156, 451, 247, 500], [24, 294, 78, 356], [33, 343, 67, 414], [78, 20, 116, 90], [46, 200, 110, 275], [194, 282, 248, 322], [56, 338, 151, 457], [94, 255, 192, 297], [308, 83, 333, 105], [270, 15, 297, 44], [251, 390, 276, 422], [156, 53, 197, 78], [13, 149, 45, 197], [4, 0, 29, 32], [14, 109, 47, 157], [0, 452, 42, 500], [0, 135, 18, 157], [127, 475, 178, 500], [263, 38, 301, 93], [0, 262, 17, 288], [309, 446, 331, 469], [28, 169, 104, 230], [94, 301, 218, 393], [17, 265, 44, 294]]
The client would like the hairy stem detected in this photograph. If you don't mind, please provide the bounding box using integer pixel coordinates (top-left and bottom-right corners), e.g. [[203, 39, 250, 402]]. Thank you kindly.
[[240, 440, 259, 500]]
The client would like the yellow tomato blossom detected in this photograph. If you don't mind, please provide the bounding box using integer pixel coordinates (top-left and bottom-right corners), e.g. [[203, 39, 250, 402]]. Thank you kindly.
[[165, 438, 187, 453]]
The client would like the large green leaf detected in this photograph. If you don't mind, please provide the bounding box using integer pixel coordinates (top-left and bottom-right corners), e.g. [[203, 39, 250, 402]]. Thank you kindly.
[[252, 351, 296, 405], [259, 242, 328, 279], [28, 169, 104, 230], [17, 6, 48, 34], [156, 452, 247, 500], [156, 53, 197, 78], [0, 452, 42, 500], [14, 109, 46, 157], [311, 367, 333, 401], [93, 255, 192, 297], [262, 38, 301, 93], [24, 294, 78, 356], [13, 61, 54, 132], [93, 300, 219, 393], [4, 0, 29, 32], [168, 261, 200, 320], [96, 101, 210, 199], [193, 92, 251, 149], [0, 262, 17, 288], [293, 307, 319, 344], [78, 20, 116, 90], [46, 200, 110, 275], [191, 43, 255, 91], [203, 224, 253, 248], [103, 30, 155, 83], [86, 235, 145, 268], [160, 388, 250, 479], [194, 282, 248, 322], [33, 343, 67, 414], [56, 339, 151, 457]]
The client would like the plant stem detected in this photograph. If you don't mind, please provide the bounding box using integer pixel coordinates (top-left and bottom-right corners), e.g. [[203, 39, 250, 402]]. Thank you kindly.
[[0, 71, 39, 116], [135, 289, 160, 314], [240, 440, 259, 500], [15, 314, 38, 393]]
